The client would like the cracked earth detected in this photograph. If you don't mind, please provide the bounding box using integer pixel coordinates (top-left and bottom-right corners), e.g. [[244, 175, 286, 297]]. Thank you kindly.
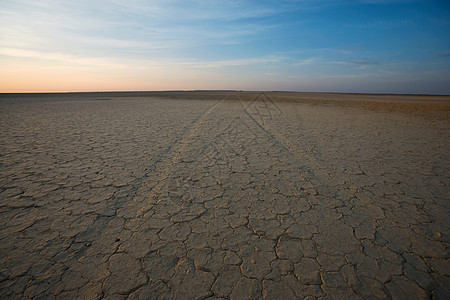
[[0, 92, 449, 299]]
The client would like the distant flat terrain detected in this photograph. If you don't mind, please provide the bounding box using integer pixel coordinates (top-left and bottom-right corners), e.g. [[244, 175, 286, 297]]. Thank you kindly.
[[0, 92, 449, 299]]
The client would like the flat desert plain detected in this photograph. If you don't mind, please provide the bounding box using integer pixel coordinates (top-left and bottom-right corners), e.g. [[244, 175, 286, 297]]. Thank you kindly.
[[0, 91, 449, 299]]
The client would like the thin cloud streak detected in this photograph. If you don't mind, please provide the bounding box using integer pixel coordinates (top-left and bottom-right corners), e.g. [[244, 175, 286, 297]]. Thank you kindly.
[[0, 47, 283, 70], [179, 57, 283, 69], [336, 59, 379, 66]]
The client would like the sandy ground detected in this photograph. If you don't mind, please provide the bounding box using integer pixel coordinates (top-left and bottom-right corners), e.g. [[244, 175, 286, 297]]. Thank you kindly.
[[0, 92, 449, 299]]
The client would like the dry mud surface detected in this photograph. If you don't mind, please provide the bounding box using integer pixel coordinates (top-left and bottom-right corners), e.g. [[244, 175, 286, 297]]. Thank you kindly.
[[0, 92, 449, 299]]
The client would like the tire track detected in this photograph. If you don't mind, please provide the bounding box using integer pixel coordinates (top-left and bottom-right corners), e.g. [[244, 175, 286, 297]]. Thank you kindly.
[[125, 98, 226, 215], [147, 98, 225, 176], [238, 93, 343, 195]]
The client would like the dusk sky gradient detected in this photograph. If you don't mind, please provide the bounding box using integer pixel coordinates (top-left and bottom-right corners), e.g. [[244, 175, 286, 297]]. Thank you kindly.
[[1, 0, 449, 94]]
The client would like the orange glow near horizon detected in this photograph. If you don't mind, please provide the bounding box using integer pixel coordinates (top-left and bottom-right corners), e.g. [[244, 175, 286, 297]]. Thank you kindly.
[[0, 61, 221, 93], [0, 57, 278, 93]]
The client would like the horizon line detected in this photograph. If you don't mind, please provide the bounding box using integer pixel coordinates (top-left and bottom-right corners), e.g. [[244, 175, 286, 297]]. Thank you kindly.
[[1, 90, 450, 97]]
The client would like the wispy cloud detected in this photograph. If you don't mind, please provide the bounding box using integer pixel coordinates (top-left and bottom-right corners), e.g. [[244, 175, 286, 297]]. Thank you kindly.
[[0, 47, 146, 68], [350, 19, 414, 29], [294, 57, 322, 66], [180, 56, 283, 68], [358, 0, 421, 3], [336, 59, 379, 66], [292, 56, 379, 67], [0, 0, 298, 67], [0, 46, 283, 71]]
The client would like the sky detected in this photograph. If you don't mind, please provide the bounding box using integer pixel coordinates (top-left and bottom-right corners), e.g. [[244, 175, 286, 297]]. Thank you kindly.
[[1, 0, 449, 94]]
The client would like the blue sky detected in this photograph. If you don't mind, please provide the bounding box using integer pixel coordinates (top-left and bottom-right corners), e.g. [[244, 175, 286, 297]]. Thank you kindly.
[[1, 0, 449, 93]]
